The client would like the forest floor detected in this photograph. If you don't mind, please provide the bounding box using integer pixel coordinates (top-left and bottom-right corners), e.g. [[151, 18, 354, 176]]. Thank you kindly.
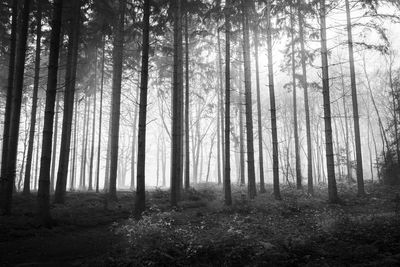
[[1, 182, 400, 266]]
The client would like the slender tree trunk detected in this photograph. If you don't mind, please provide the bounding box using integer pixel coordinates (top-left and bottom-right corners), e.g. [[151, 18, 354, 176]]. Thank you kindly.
[[79, 98, 88, 189], [109, 0, 126, 200], [70, 96, 78, 190], [290, 6, 302, 190], [170, 0, 183, 206], [55, 0, 81, 202], [0, 0, 31, 215], [345, 0, 364, 195], [319, 0, 338, 203], [298, 0, 313, 195], [340, 70, 352, 183], [37, 0, 64, 225], [267, 0, 281, 200], [253, 6, 265, 194], [242, 1, 256, 199], [24, 0, 42, 195], [0, 0, 18, 199], [239, 65, 245, 186], [130, 73, 139, 190], [50, 92, 60, 192], [217, 31, 225, 185], [134, 0, 150, 218], [34, 104, 42, 191], [96, 36, 106, 193], [89, 52, 98, 191], [206, 134, 216, 183], [184, 12, 190, 190], [224, 0, 232, 204]]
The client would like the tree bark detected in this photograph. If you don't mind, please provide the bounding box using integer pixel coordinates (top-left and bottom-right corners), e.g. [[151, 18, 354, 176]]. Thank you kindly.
[[89, 51, 98, 191], [184, 12, 190, 190], [37, 0, 64, 225], [267, 0, 281, 200], [108, 0, 126, 200], [50, 92, 60, 192], [242, 1, 256, 199], [319, 0, 338, 203], [224, 0, 232, 205], [134, 0, 150, 218], [24, 0, 42, 195]]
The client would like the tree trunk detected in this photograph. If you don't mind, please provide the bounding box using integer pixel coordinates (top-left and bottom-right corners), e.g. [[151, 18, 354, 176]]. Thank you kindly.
[[34, 104, 42, 191], [239, 65, 245, 186], [54, 0, 81, 202], [70, 96, 78, 190], [242, 1, 256, 199], [96, 36, 106, 193], [50, 91, 60, 192], [108, 0, 126, 200], [0, 0, 18, 200], [130, 73, 139, 191], [0, 0, 31, 215], [345, 0, 364, 194], [89, 51, 98, 191], [23, 0, 42, 195], [298, 0, 313, 195], [37, 0, 64, 225], [290, 6, 302, 190], [224, 0, 232, 205], [170, 0, 183, 206], [267, 0, 281, 200], [319, 0, 338, 203], [184, 12, 190, 190], [79, 98, 89, 190], [253, 4, 265, 194], [134, 0, 150, 218], [217, 30, 225, 185]]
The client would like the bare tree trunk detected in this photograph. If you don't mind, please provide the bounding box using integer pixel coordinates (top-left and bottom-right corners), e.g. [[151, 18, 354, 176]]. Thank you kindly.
[[253, 5, 265, 193], [70, 96, 78, 190], [290, 6, 302, 190], [267, 0, 281, 200], [345, 0, 364, 194], [37, 0, 64, 225], [109, 0, 126, 200], [34, 104, 42, 191], [50, 92, 60, 192], [23, 0, 42, 195], [206, 134, 216, 183], [184, 12, 190, 190], [224, 0, 232, 204], [170, 0, 184, 206], [239, 65, 245, 187], [134, 0, 150, 218], [298, 0, 313, 194], [130, 72, 139, 190], [89, 52, 98, 191], [319, 0, 338, 203], [217, 30, 225, 186]]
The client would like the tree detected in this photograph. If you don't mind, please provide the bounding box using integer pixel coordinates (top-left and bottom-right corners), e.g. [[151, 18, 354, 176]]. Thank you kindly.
[[267, 0, 281, 200], [184, 10, 190, 190], [23, 0, 43, 195], [54, 0, 81, 203], [134, 0, 151, 218], [171, 0, 184, 206], [224, 0, 232, 205], [345, 0, 365, 196], [0, 0, 31, 215], [319, 0, 338, 203], [108, 0, 126, 200], [97, 35, 106, 193], [37, 0, 64, 225], [297, 0, 313, 195]]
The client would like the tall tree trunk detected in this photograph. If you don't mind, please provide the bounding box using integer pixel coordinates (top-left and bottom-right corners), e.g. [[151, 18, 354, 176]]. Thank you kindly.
[[298, 0, 313, 195], [267, 0, 281, 200], [184, 12, 190, 190], [79, 98, 88, 189], [319, 0, 338, 203], [108, 0, 126, 200], [0, 0, 18, 199], [224, 0, 232, 205], [242, 1, 256, 199], [253, 5, 266, 194], [89, 52, 98, 191], [0, 0, 31, 215], [96, 36, 106, 193], [24, 0, 42, 195], [134, 0, 150, 218], [290, 6, 302, 190], [239, 65, 245, 186], [170, 0, 183, 206], [130, 73, 139, 191], [34, 104, 42, 191], [50, 92, 60, 192], [55, 0, 81, 202], [217, 30, 225, 185], [70, 96, 78, 190], [37, 0, 64, 225], [345, 0, 364, 195]]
